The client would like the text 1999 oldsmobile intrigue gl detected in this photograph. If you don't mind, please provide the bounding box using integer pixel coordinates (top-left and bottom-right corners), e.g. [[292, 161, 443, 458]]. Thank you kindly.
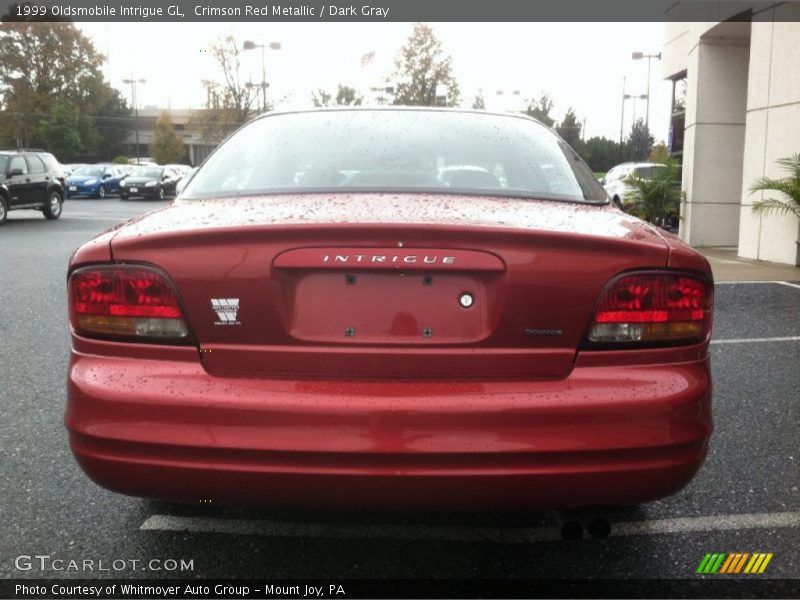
[[66, 109, 713, 509]]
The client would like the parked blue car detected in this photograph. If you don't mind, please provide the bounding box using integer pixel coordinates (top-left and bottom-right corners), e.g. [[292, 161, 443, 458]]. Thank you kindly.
[[65, 164, 126, 199]]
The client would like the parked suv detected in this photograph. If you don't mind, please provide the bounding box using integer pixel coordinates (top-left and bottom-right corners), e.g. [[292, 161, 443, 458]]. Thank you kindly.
[[0, 149, 65, 224]]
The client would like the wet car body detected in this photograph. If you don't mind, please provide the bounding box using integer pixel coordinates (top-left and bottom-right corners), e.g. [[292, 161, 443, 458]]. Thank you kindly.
[[66, 109, 714, 509]]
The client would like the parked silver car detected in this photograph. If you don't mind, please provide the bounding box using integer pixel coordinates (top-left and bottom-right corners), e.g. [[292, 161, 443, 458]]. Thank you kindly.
[[601, 162, 667, 208]]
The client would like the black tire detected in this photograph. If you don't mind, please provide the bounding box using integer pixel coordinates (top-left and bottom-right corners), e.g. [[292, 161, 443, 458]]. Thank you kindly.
[[0, 195, 7, 225], [43, 190, 63, 220], [158, 187, 165, 201], [96, 185, 106, 199], [120, 193, 128, 201]]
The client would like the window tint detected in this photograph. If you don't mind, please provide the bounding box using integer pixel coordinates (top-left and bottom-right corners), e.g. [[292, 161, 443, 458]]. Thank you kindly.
[[183, 110, 608, 203], [73, 166, 105, 177], [132, 168, 163, 178], [27, 155, 45, 174], [41, 154, 59, 172], [9, 156, 28, 175], [633, 165, 666, 179]]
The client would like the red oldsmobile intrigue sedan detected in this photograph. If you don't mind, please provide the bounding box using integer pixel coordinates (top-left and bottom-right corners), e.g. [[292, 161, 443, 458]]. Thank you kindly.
[[66, 109, 713, 509]]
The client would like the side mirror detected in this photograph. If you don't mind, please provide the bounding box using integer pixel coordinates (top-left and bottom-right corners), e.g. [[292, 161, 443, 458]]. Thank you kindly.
[[7, 167, 23, 177], [103, 173, 112, 179]]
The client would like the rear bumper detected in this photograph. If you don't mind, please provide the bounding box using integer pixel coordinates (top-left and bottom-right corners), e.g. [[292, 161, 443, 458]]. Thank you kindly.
[[66, 183, 101, 197], [120, 187, 161, 198], [66, 351, 712, 509]]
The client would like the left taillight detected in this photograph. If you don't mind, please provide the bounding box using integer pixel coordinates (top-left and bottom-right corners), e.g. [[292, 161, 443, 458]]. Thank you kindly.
[[584, 271, 713, 347], [69, 265, 190, 341]]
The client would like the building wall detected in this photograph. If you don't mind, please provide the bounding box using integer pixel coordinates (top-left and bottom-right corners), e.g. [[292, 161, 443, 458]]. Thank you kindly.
[[737, 6, 800, 265], [663, 5, 800, 265]]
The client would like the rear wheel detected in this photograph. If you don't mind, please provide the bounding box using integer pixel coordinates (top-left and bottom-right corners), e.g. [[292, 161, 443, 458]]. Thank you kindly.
[[43, 190, 63, 220], [0, 195, 7, 224]]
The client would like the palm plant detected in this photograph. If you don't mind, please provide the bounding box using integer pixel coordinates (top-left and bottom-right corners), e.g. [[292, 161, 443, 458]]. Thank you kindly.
[[623, 157, 681, 227], [749, 154, 800, 219]]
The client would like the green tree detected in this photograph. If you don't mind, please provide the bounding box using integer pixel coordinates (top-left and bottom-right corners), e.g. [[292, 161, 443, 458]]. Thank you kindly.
[[392, 23, 460, 107], [191, 35, 259, 142], [648, 142, 669, 163], [94, 89, 132, 160], [523, 93, 555, 128], [312, 84, 363, 107], [749, 153, 800, 219], [623, 157, 681, 226], [627, 118, 654, 162], [150, 112, 184, 164], [311, 89, 332, 107], [471, 91, 485, 110], [335, 84, 363, 106], [0, 20, 126, 152], [556, 107, 583, 152], [39, 99, 82, 161], [582, 136, 624, 173]]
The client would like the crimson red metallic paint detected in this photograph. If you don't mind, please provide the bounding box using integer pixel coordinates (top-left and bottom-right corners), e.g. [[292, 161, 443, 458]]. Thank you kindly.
[[65, 110, 713, 509]]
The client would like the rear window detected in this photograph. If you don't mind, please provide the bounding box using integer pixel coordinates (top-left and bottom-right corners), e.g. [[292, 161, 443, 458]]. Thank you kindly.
[[40, 153, 60, 172], [132, 168, 163, 178], [183, 110, 607, 203], [27, 155, 45, 174], [73, 166, 105, 177]]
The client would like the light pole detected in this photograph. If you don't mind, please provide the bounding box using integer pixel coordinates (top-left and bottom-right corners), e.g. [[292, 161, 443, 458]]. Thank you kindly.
[[243, 40, 281, 113], [628, 93, 648, 160], [122, 77, 146, 163], [632, 51, 661, 133], [495, 89, 521, 112], [620, 76, 648, 161]]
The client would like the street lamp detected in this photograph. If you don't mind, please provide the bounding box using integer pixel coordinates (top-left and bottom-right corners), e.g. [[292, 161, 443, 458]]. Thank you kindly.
[[243, 40, 281, 112], [619, 76, 649, 160], [632, 51, 661, 132], [495, 89, 521, 112], [122, 77, 146, 163]]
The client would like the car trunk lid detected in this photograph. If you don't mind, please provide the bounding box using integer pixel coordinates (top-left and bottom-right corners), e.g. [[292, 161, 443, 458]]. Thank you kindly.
[[108, 194, 670, 379]]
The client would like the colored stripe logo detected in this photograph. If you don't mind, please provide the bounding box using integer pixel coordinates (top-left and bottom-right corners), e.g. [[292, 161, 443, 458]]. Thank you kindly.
[[696, 552, 773, 574]]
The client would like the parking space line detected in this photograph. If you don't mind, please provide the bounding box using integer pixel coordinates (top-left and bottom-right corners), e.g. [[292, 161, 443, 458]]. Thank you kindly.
[[715, 281, 800, 286], [140, 510, 800, 543], [712, 336, 800, 345]]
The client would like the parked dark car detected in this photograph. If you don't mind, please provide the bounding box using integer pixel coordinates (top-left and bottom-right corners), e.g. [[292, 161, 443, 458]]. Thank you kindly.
[[119, 166, 179, 200], [0, 149, 65, 224], [66, 164, 126, 199]]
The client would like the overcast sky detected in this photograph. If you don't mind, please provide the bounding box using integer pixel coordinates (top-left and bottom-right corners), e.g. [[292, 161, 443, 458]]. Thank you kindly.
[[78, 22, 671, 142]]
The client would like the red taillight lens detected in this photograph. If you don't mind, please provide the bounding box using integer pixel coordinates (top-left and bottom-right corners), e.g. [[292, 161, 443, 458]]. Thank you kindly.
[[586, 272, 712, 346], [69, 266, 189, 340]]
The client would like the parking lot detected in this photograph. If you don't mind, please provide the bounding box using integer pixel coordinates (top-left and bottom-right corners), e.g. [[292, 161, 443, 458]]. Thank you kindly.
[[0, 199, 798, 590]]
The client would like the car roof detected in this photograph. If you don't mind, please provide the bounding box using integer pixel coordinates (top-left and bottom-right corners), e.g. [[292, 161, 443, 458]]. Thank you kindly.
[[250, 106, 548, 128]]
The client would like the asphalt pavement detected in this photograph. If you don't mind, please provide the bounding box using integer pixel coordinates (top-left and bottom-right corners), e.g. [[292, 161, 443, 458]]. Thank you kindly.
[[0, 199, 798, 595]]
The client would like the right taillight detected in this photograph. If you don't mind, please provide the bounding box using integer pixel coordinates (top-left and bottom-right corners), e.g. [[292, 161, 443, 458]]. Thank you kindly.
[[69, 265, 190, 342], [585, 272, 713, 346]]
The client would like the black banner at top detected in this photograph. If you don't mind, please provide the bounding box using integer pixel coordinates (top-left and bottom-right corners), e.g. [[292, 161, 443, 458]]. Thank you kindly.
[[0, 0, 795, 23]]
